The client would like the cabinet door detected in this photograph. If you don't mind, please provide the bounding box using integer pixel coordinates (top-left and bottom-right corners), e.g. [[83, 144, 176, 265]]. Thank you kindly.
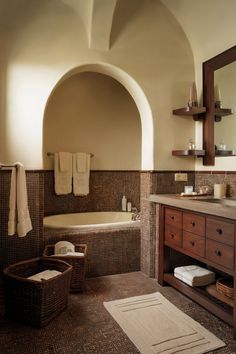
[[183, 231, 205, 257], [165, 208, 182, 228], [183, 212, 205, 236], [206, 239, 234, 270], [165, 225, 182, 248], [206, 217, 235, 246]]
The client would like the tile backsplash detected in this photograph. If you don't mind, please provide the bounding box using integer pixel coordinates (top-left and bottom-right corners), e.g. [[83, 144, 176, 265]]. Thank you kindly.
[[195, 171, 236, 197]]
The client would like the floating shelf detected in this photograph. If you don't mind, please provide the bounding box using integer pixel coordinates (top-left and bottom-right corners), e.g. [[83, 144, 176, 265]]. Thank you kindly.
[[173, 107, 206, 121], [215, 108, 234, 122], [215, 150, 233, 156], [172, 149, 205, 157]]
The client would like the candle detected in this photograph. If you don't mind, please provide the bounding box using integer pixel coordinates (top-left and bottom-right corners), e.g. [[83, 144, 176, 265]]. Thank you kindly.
[[189, 82, 198, 106], [214, 85, 221, 102], [214, 184, 226, 198]]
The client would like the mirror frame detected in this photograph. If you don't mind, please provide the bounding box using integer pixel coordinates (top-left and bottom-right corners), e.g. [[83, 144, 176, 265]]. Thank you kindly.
[[203, 45, 236, 165]]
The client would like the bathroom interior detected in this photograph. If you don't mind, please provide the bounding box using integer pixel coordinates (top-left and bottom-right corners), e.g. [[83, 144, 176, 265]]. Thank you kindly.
[[1, 0, 236, 353]]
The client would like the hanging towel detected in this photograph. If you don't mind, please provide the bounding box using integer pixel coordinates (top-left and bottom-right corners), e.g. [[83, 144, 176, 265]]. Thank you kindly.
[[54, 152, 73, 195], [8, 162, 33, 237], [73, 153, 90, 196]]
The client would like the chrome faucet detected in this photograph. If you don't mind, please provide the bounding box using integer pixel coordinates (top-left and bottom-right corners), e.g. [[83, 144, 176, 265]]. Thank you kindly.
[[131, 207, 140, 221]]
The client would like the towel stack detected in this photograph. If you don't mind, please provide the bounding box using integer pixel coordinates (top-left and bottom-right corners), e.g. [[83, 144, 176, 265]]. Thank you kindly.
[[174, 265, 215, 287]]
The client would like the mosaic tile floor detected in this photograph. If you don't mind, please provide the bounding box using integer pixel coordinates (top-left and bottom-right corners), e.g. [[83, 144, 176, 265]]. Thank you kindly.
[[0, 272, 235, 354]]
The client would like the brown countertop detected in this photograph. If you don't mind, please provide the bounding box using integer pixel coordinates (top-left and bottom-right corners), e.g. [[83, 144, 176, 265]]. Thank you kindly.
[[149, 194, 236, 220]]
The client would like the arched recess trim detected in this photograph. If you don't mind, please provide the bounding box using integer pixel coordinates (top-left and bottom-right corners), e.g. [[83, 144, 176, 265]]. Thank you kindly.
[[44, 62, 154, 170]]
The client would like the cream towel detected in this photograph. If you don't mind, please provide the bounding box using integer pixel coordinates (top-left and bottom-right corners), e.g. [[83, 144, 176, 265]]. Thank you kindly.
[[28, 269, 62, 282], [174, 265, 215, 286], [54, 152, 72, 195], [73, 153, 90, 196], [54, 241, 75, 255], [8, 162, 32, 237]]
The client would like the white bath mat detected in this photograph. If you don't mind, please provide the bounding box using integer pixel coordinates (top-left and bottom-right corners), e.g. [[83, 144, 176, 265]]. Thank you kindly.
[[104, 292, 225, 354]]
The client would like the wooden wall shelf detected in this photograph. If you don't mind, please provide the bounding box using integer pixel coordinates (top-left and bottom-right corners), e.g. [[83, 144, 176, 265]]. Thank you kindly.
[[172, 149, 205, 157], [173, 107, 206, 121], [215, 108, 234, 122]]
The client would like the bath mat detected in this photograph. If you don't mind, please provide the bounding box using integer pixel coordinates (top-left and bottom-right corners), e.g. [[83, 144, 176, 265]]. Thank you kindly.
[[104, 292, 225, 354]]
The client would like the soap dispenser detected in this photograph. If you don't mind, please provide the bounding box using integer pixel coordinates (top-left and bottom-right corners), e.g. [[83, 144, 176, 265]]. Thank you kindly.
[[122, 196, 127, 211]]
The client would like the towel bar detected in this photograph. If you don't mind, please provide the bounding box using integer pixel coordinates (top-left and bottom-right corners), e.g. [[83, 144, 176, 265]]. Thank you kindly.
[[47, 152, 94, 158]]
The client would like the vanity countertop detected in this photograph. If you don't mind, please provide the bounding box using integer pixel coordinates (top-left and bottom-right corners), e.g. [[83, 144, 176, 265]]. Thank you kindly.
[[149, 194, 236, 220]]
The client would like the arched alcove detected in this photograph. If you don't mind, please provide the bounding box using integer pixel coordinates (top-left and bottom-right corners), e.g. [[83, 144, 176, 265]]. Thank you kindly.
[[43, 62, 154, 170], [43, 72, 141, 170]]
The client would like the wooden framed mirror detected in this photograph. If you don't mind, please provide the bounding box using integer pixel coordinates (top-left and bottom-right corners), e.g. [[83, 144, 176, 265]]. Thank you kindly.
[[203, 45, 236, 165]]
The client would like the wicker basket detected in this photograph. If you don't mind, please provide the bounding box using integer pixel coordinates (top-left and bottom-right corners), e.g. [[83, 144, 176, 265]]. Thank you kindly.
[[3, 257, 72, 327], [43, 244, 87, 292], [216, 277, 234, 300]]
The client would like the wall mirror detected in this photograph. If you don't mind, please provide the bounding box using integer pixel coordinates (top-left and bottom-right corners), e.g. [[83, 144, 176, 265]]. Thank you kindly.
[[202, 45, 236, 165]]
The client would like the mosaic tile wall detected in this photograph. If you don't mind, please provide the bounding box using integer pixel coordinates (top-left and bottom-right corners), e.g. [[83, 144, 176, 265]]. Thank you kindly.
[[0, 170, 44, 270], [141, 171, 195, 278], [44, 171, 140, 215], [44, 226, 141, 277], [195, 171, 236, 197]]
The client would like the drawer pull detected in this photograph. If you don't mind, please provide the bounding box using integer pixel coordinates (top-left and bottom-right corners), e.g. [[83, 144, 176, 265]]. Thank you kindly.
[[216, 228, 223, 235], [170, 216, 175, 220], [215, 250, 222, 257], [171, 234, 175, 239], [190, 221, 195, 227], [190, 241, 195, 246]]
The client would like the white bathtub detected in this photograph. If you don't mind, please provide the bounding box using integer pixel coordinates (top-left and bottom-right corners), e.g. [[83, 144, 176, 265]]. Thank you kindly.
[[43, 211, 139, 230]]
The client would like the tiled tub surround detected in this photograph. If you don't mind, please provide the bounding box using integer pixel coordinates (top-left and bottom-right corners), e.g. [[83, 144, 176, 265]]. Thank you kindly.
[[44, 170, 140, 216], [44, 225, 141, 277]]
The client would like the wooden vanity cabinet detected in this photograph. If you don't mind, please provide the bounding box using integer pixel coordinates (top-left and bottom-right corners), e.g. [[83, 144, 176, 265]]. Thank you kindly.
[[158, 205, 236, 337]]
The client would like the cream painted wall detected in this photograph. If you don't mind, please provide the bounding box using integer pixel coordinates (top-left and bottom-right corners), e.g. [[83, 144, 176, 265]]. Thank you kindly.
[[162, 0, 236, 170], [2, 0, 195, 170], [43, 72, 141, 170]]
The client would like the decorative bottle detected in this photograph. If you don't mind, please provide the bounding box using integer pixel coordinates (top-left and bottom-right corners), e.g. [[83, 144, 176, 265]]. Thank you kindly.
[[122, 196, 127, 211]]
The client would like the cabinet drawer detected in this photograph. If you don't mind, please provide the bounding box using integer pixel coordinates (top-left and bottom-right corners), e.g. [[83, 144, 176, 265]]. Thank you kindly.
[[165, 225, 182, 247], [206, 239, 234, 270], [165, 208, 182, 228], [183, 231, 205, 257], [206, 217, 235, 246], [183, 212, 205, 236]]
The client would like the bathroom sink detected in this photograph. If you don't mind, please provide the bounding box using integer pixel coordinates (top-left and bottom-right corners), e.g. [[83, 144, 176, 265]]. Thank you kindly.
[[190, 197, 236, 207], [189, 198, 222, 203]]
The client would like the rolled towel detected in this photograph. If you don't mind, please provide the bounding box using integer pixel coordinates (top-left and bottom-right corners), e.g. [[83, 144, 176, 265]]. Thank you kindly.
[[54, 241, 75, 255]]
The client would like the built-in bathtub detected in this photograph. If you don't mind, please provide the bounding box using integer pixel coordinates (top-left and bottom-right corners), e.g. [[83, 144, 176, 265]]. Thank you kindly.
[[43, 211, 140, 277], [44, 211, 138, 231]]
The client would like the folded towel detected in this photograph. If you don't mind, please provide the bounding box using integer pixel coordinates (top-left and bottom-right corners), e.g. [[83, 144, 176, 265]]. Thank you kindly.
[[52, 252, 84, 257], [8, 162, 32, 237], [174, 265, 215, 286], [54, 241, 75, 255], [174, 272, 215, 287], [54, 152, 72, 195], [73, 153, 90, 196], [28, 269, 62, 282]]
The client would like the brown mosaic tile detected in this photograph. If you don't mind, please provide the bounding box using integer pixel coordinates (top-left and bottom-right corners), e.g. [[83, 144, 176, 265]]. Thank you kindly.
[[44, 226, 141, 277], [195, 171, 236, 197], [0, 272, 235, 354], [44, 170, 140, 216]]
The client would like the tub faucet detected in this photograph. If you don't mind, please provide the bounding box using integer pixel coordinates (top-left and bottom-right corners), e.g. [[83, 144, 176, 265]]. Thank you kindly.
[[131, 207, 140, 221]]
